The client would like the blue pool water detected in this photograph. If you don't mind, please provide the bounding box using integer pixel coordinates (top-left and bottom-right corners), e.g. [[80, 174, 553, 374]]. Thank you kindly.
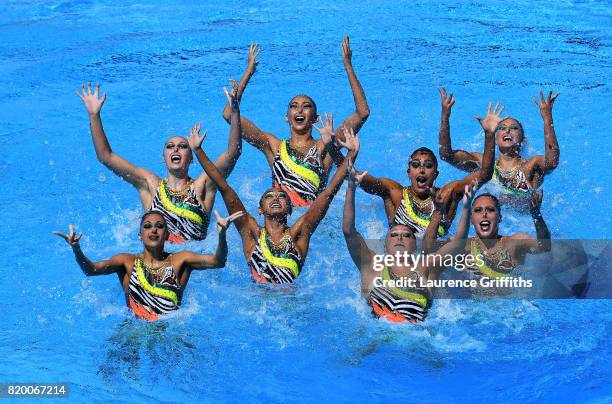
[[2, 0, 611, 401]]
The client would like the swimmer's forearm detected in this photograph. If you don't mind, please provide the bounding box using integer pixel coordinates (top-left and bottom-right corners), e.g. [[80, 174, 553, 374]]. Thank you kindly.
[[531, 208, 551, 251], [423, 210, 442, 254], [438, 108, 454, 162], [542, 116, 560, 171], [194, 148, 230, 192], [225, 107, 243, 171], [477, 130, 495, 183], [210, 230, 228, 269], [342, 183, 357, 235], [325, 151, 353, 196], [222, 65, 254, 122], [454, 202, 471, 241], [71, 245, 97, 276], [327, 142, 346, 167], [344, 60, 370, 122], [88, 113, 113, 162], [358, 173, 388, 197], [194, 147, 248, 217]]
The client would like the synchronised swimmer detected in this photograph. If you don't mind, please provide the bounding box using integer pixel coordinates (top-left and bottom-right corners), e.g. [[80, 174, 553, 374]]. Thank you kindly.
[[57, 37, 559, 324]]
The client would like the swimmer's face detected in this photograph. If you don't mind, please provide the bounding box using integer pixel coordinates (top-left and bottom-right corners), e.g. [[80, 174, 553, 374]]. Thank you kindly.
[[471, 196, 501, 238], [139, 212, 168, 247], [285, 95, 318, 132], [407, 152, 438, 195], [163, 136, 193, 170], [495, 118, 524, 151], [384, 225, 416, 256], [259, 188, 292, 217]]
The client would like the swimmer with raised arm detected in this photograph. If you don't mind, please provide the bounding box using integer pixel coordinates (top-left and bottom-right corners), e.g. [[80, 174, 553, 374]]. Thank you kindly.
[[358, 103, 501, 238], [53, 210, 243, 321], [425, 191, 551, 284], [438, 88, 560, 206], [466, 192, 551, 280], [343, 161, 477, 323], [196, 94, 359, 284], [77, 82, 243, 242], [221, 37, 369, 207]]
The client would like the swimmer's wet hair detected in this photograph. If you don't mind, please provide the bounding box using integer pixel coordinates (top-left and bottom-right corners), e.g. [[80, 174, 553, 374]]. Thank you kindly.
[[140, 210, 166, 227], [259, 188, 293, 215], [288, 94, 317, 115], [473, 193, 501, 212], [409, 147, 438, 167]]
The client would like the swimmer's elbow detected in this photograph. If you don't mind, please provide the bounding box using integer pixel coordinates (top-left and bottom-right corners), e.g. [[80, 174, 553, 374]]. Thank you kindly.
[[221, 107, 231, 123], [439, 148, 454, 163], [342, 223, 355, 237], [210, 256, 227, 269], [539, 239, 552, 253], [358, 105, 370, 122]]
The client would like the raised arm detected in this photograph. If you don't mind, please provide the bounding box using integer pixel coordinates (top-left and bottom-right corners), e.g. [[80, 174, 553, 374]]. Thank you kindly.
[[222, 44, 259, 122], [432, 181, 476, 257], [221, 44, 278, 163], [333, 36, 370, 144], [420, 182, 476, 282], [342, 159, 371, 269], [533, 91, 560, 173], [77, 83, 158, 191], [358, 173, 402, 199], [53, 225, 128, 276], [179, 211, 245, 270], [294, 128, 359, 241], [315, 112, 346, 166], [210, 83, 243, 179], [437, 87, 483, 172], [188, 125, 258, 240], [436, 101, 502, 208], [202, 84, 244, 209], [513, 190, 551, 254]]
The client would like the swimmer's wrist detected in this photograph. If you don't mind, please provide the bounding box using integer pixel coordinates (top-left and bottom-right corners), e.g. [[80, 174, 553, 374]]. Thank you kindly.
[[530, 209, 543, 220]]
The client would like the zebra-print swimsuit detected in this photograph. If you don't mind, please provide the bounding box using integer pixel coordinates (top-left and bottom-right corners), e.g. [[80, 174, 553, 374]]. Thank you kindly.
[[128, 256, 182, 321], [150, 180, 210, 243], [248, 228, 303, 284], [393, 187, 448, 238], [272, 140, 325, 207], [369, 266, 430, 323]]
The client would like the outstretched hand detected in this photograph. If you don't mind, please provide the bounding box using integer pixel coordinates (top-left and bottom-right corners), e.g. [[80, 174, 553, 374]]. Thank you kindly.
[[347, 158, 367, 187], [533, 90, 559, 119], [475, 101, 507, 134], [214, 210, 245, 233], [462, 178, 479, 206], [224, 80, 240, 111], [337, 126, 360, 154], [246, 43, 260, 74], [77, 82, 106, 115], [188, 123, 207, 150], [439, 87, 455, 114], [342, 36, 352, 64], [53, 224, 83, 247], [314, 112, 335, 146]]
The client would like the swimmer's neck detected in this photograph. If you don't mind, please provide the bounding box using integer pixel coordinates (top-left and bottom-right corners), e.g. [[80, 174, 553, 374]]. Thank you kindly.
[[264, 217, 289, 235], [478, 235, 502, 249], [408, 184, 434, 199], [165, 169, 191, 188], [498, 146, 521, 159], [289, 126, 314, 141], [142, 245, 166, 262]]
